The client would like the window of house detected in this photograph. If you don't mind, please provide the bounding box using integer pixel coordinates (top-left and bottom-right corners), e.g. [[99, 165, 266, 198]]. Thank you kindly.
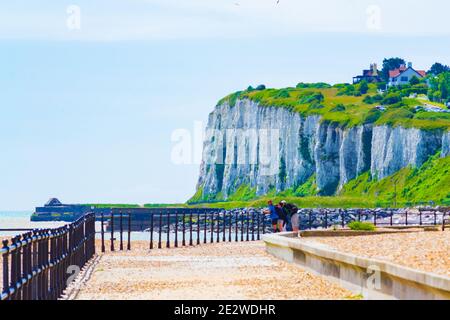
[[401, 76, 409, 82]]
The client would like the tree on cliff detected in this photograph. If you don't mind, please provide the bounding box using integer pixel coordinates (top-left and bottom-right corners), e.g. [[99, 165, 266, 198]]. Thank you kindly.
[[428, 62, 450, 76], [381, 57, 406, 81]]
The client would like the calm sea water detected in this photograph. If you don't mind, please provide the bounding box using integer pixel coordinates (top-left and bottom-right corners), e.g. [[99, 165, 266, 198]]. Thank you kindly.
[[0, 211, 68, 238]]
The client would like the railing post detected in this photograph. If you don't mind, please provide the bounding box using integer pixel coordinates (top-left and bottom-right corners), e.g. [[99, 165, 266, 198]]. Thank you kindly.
[[175, 211, 179, 248], [110, 210, 115, 252], [127, 210, 131, 251], [324, 210, 328, 229], [229, 212, 232, 242], [189, 212, 193, 246], [2, 240, 9, 300], [101, 212, 105, 253], [203, 211, 207, 244], [158, 211, 163, 249], [256, 212, 261, 240], [222, 212, 226, 242], [405, 211, 408, 226], [341, 209, 345, 228], [119, 210, 124, 251], [210, 212, 214, 243], [182, 211, 186, 246], [390, 210, 393, 226], [167, 211, 171, 249], [251, 211, 255, 241], [235, 211, 239, 242], [197, 212, 201, 246], [10, 236, 19, 300], [374, 211, 377, 226], [149, 213, 154, 250], [216, 211, 220, 243], [241, 211, 244, 242], [246, 211, 250, 241], [419, 210, 423, 226]]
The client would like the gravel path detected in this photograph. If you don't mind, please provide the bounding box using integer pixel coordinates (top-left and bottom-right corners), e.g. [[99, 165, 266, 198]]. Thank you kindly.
[[303, 230, 450, 277], [75, 241, 351, 300]]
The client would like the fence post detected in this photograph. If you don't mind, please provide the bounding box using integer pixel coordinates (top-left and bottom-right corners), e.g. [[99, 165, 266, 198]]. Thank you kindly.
[[10, 236, 19, 300], [257, 212, 261, 240], [222, 212, 226, 242], [216, 212, 220, 243], [100, 212, 105, 253], [374, 211, 377, 226], [158, 211, 162, 249], [405, 211, 408, 226], [127, 211, 131, 251], [197, 212, 201, 246], [341, 209, 345, 228], [182, 211, 186, 246], [235, 211, 239, 242], [419, 210, 423, 226], [241, 211, 244, 242], [229, 212, 232, 242], [119, 210, 124, 251], [324, 210, 328, 229], [189, 212, 193, 246], [175, 211, 179, 248], [149, 213, 154, 250], [390, 210, 393, 226], [110, 210, 115, 252], [166, 211, 171, 249], [2, 240, 9, 300], [251, 211, 255, 241], [203, 212, 207, 244], [210, 212, 214, 243]]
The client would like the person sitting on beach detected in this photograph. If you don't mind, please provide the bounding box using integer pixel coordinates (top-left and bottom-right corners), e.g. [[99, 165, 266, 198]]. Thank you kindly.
[[263, 200, 283, 232]]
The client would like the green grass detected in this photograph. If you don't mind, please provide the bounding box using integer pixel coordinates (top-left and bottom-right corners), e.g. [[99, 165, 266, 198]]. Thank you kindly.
[[218, 84, 450, 130], [188, 154, 450, 209], [348, 221, 376, 231], [341, 153, 450, 205], [85, 204, 141, 208]]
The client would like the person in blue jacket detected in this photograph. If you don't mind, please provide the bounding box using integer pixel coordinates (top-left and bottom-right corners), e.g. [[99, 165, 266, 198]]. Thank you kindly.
[[263, 200, 283, 232]]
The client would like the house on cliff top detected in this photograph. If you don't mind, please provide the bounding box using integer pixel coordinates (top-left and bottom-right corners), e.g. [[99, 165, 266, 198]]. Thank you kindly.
[[388, 62, 426, 87], [353, 63, 382, 84]]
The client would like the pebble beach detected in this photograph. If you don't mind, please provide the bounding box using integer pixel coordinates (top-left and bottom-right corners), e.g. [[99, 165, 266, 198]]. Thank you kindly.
[[75, 241, 352, 300]]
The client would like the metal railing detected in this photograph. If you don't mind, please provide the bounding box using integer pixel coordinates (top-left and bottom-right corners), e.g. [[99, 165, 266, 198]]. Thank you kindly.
[[98, 209, 268, 253], [1, 213, 95, 301], [98, 207, 449, 253], [297, 208, 449, 230]]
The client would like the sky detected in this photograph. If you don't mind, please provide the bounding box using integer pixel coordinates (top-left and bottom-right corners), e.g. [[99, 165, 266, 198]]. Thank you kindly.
[[1, 0, 450, 210]]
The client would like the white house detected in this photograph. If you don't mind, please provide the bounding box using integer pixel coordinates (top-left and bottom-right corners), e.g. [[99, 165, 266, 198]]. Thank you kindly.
[[388, 62, 426, 87]]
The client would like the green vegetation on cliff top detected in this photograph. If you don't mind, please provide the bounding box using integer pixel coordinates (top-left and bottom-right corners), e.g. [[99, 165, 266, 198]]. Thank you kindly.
[[217, 83, 450, 130]]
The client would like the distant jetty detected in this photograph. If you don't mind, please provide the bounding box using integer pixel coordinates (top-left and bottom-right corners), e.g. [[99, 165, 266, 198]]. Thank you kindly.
[[31, 198, 92, 222]]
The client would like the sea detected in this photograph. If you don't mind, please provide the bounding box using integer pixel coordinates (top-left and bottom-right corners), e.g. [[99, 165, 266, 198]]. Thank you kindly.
[[0, 211, 68, 239], [0, 211, 203, 242]]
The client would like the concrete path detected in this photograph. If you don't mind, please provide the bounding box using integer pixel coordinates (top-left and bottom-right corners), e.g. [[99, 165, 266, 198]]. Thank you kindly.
[[75, 241, 351, 300]]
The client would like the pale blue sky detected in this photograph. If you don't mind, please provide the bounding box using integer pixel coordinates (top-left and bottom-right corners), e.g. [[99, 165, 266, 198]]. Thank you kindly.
[[1, 1, 450, 209]]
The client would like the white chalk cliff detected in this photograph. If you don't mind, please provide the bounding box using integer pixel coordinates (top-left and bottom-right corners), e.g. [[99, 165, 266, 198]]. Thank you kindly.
[[195, 99, 448, 199]]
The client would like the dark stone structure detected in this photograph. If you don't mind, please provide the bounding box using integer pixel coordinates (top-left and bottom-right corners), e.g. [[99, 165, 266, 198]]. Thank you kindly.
[[32, 198, 92, 222]]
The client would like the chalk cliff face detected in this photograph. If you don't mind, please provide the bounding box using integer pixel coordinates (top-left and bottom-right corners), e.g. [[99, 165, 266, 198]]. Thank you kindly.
[[196, 99, 447, 200]]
